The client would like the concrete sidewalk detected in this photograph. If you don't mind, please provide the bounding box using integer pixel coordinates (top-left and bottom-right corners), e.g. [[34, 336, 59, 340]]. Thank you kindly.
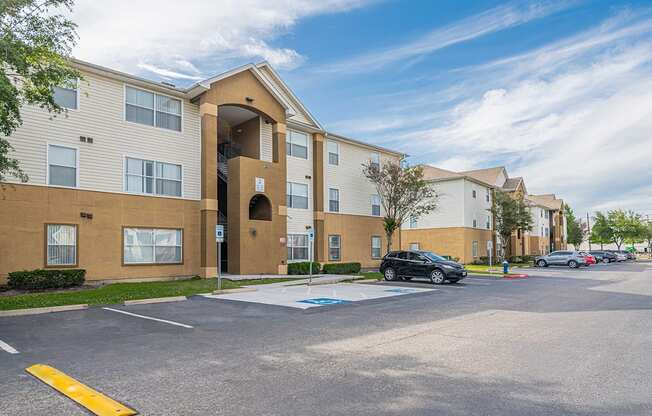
[[225, 274, 363, 286]]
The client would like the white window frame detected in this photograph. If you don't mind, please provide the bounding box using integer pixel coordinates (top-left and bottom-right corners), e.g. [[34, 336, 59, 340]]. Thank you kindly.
[[286, 129, 309, 159], [53, 78, 80, 111], [46, 143, 79, 189], [472, 240, 479, 258], [409, 216, 417, 229], [371, 236, 382, 259], [287, 233, 309, 262], [123, 227, 183, 265], [123, 156, 184, 198], [328, 187, 340, 213], [486, 215, 491, 230], [473, 216, 478, 228], [409, 242, 420, 251], [472, 189, 477, 199], [329, 234, 341, 261], [287, 181, 309, 209], [327, 140, 339, 166], [124, 84, 184, 133], [371, 194, 381, 216], [46, 224, 78, 267], [486, 189, 490, 203]]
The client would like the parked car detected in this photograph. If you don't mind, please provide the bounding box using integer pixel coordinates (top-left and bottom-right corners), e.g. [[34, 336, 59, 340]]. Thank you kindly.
[[535, 251, 588, 268], [380, 250, 467, 284], [581, 252, 596, 265], [590, 251, 617, 263], [608, 250, 628, 262]]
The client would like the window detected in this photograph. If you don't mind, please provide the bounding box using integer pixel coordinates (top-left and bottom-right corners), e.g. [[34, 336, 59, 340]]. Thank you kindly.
[[53, 80, 78, 110], [123, 228, 183, 264], [48, 144, 78, 187], [409, 216, 417, 228], [472, 241, 479, 258], [287, 234, 309, 261], [472, 189, 477, 199], [329, 188, 339, 212], [371, 194, 381, 216], [328, 141, 339, 165], [545, 227, 549, 236], [486, 216, 491, 230], [46, 224, 77, 266], [409, 242, 420, 251], [541, 210, 544, 218], [371, 236, 382, 259], [473, 217, 478, 228], [486, 189, 490, 203], [286, 130, 308, 159], [329, 235, 341, 261], [125, 86, 182, 132], [125, 157, 182, 197], [370, 152, 380, 170], [287, 182, 309, 209]]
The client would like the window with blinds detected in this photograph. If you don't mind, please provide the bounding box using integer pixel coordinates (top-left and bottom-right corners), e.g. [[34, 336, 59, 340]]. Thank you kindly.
[[125, 86, 182, 132], [46, 224, 77, 266]]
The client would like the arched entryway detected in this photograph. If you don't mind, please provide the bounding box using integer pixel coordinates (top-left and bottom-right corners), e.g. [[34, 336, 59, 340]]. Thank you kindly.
[[249, 194, 272, 221]]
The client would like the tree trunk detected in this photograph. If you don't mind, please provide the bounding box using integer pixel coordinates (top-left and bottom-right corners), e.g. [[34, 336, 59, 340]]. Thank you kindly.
[[386, 230, 393, 254], [521, 229, 526, 257]]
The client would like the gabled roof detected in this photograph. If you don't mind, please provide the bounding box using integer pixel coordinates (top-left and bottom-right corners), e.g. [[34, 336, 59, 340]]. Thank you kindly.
[[461, 166, 507, 187], [502, 177, 523, 192], [528, 194, 564, 210], [421, 165, 495, 188]]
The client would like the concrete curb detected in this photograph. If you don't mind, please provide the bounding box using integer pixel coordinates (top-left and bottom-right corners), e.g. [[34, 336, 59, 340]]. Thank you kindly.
[[0, 304, 88, 317], [213, 287, 258, 295], [124, 296, 187, 306], [351, 279, 380, 283]]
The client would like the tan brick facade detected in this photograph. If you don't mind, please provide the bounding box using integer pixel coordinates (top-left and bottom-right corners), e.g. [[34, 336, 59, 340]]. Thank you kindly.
[[400, 227, 494, 264]]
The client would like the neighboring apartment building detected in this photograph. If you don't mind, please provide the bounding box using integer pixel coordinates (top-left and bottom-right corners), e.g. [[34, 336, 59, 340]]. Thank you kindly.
[[401, 166, 495, 264], [0, 59, 401, 282]]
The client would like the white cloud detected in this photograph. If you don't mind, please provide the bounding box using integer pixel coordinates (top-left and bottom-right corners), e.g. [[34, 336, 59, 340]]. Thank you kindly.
[[317, 1, 577, 74], [330, 10, 652, 215], [69, 0, 374, 80]]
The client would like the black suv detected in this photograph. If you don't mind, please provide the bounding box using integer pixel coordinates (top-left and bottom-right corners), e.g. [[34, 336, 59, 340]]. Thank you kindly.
[[589, 250, 617, 263], [380, 250, 467, 284]]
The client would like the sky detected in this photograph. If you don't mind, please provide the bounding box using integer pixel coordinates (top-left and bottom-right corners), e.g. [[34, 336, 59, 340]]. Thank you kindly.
[[67, 0, 652, 217]]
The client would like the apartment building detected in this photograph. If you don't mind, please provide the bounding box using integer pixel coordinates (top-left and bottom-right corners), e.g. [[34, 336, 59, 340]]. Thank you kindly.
[[401, 166, 495, 264], [0, 59, 401, 282]]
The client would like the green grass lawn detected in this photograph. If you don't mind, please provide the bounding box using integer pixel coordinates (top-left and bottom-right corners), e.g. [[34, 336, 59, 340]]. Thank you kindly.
[[464, 264, 532, 274], [0, 277, 297, 311], [359, 272, 383, 281]]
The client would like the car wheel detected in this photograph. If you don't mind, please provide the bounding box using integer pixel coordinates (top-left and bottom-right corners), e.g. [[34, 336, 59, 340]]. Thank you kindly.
[[536, 259, 547, 268], [383, 267, 397, 281], [430, 269, 446, 285], [604, 258, 610, 264], [568, 260, 578, 269]]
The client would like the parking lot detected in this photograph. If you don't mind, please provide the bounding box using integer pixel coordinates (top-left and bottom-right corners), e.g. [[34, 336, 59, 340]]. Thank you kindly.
[[1, 261, 651, 415]]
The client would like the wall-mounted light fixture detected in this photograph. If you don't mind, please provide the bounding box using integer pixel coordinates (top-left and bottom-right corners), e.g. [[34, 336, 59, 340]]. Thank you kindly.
[[245, 96, 254, 103]]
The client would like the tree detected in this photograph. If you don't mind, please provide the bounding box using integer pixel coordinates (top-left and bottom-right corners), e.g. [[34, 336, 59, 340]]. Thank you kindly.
[[590, 211, 612, 249], [362, 161, 438, 253], [490, 190, 529, 259], [643, 221, 652, 253], [517, 198, 534, 256], [564, 205, 585, 249], [1, 0, 80, 182], [606, 209, 641, 250]]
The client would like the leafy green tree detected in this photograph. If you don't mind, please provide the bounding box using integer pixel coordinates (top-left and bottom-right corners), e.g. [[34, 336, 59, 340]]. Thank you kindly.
[[606, 209, 642, 250], [564, 205, 585, 249], [517, 197, 534, 256], [1, 0, 80, 182], [490, 190, 531, 259], [362, 161, 439, 253], [590, 211, 613, 249], [643, 221, 652, 253]]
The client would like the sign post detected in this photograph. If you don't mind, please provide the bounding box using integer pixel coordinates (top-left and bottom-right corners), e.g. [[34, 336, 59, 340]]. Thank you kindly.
[[487, 240, 494, 272], [215, 225, 225, 290], [307, 228, 315, 286]]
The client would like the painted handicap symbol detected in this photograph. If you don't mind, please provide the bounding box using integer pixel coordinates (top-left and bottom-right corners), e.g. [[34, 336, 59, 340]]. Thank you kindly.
[[384, 288, 419, 294], [298, 298, 350, 305]]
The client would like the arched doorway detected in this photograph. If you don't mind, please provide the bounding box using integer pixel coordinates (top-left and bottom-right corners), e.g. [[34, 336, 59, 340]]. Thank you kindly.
[[249, 194, 272, 221]]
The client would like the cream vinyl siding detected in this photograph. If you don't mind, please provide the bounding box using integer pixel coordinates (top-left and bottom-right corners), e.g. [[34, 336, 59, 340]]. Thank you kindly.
[[530, 206, 549, 237], [403, 179, 465, 229], [4, 70, 201, 199], [260, 119, 273, 162], [286, 128, 313, 234], [464, 180, 492, 229], [325, 139, 399, 217]]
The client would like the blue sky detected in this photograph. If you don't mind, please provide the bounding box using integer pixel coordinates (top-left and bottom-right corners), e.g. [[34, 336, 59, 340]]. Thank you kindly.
[[70, 0, 652, 217]]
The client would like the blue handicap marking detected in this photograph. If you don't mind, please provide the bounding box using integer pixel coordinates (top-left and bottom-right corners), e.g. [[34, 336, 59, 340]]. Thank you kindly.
[[384, 288, 419, 294], [298, 298, 350, 305]]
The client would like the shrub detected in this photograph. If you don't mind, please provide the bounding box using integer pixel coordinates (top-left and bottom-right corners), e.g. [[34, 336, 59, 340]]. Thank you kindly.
[[322, 262, 361, 274], [287, 262, 321, 275], [8, 269, 86, 291]]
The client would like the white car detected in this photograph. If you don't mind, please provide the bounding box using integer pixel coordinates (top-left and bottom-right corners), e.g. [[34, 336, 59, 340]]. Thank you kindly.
[[614, 252, 628, 262]]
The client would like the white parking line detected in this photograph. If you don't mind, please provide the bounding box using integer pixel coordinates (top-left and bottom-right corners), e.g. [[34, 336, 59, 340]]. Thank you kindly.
[[102, 307, 194, 329], [0, 340, 19, 354]]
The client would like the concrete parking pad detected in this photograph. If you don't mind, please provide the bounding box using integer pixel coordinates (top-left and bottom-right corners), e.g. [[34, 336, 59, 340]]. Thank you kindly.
[[202, 282, 435, 309]]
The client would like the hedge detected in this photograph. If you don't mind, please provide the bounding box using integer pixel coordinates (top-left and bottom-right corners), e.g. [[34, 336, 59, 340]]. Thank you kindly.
[[287, 262, 321, 275], [8, 269, 86, 291], [322, 262, 361, 274]]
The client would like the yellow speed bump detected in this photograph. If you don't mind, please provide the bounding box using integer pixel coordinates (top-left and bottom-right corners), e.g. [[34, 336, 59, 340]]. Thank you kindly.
[[26, 364, 137, 416]]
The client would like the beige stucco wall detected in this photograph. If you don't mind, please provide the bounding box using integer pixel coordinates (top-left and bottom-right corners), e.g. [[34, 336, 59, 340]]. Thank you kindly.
[[401, 227, 494, 264]]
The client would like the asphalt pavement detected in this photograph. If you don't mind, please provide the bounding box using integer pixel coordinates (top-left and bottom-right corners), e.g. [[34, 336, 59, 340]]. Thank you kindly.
[[1, 261, 651, 415]]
